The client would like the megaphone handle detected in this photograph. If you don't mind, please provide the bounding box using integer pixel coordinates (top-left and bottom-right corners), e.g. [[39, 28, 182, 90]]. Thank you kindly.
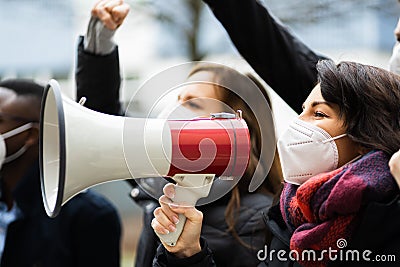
[[156, 174, 214, 247], [156, 185, 198, 247], [158, 213, 187, 247]]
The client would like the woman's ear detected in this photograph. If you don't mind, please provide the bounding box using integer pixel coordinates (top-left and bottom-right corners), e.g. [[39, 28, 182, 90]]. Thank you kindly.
[[24, 126, 39, 147]]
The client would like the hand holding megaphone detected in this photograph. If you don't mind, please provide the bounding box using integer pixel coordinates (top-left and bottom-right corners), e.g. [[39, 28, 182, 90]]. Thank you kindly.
[[154, 173, 214, 246], [152, 183, 204, 256]]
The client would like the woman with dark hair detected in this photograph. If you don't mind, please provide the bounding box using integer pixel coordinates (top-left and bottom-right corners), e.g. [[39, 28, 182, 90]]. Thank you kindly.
[[152, 60, 400, 267], [276, 60, 400, 267]]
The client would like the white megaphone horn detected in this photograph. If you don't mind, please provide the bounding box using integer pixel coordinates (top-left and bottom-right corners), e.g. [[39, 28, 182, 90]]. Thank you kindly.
[[40, 79, 250, 246]]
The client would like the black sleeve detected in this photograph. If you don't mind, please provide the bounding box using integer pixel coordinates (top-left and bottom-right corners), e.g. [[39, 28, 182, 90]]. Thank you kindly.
[[75, 36, 122, 115], [348, 195, 400, 262], [72, 199, 122, 267], [152, 238, 216, 267], [134, 197, 160, 267], [203, 0, 328, 114]]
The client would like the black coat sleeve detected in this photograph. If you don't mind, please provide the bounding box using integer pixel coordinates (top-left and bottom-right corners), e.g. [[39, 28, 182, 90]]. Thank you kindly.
[[134, 197, 160, 267], [203, 0, 328, 114], [76, 36, 122, 115], [152, 238, 215, 267], [343, 195, 400, 267], [70, 192, 122, 267]]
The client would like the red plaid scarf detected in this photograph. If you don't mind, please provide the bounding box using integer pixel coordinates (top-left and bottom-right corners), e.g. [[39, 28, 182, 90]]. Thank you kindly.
[[280, 150, 399, 266]]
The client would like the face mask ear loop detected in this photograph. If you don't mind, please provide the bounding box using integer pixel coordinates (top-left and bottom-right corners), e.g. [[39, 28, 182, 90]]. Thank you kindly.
[[1, 123, 34, 164], [2, 123, 33, 140], [3, 145, 28, 164], [321, 133, 347, 144]]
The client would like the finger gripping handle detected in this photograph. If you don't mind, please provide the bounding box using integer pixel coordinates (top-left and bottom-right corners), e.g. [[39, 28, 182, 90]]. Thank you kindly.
[[156, 174, 214, 247], [157, 213, 186, 246]]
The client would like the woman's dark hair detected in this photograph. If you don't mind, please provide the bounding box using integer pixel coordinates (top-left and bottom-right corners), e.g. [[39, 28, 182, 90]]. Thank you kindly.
[[317, 59, 400, 155], [188, 64, 282, 248]]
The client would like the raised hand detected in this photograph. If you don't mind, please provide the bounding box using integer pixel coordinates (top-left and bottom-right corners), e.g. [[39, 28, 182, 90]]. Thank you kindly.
[[92, 0, 130, 30]]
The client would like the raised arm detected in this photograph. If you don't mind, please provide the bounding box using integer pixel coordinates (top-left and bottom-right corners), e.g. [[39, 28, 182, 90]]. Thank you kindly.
[[75, 0, 129, 115], [203, 0, 327, 113]]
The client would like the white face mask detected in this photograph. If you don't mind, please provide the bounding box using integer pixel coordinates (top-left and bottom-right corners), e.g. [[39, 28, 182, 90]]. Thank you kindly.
[[0, 123, 34, 168], [277, 118, 347, 185]]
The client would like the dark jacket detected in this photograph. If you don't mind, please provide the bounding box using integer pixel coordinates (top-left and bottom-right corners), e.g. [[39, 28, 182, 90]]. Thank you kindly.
[[153, 192, 274, 267], [153, 238, 215, 267], [76, 37, 122, 116], [1, 161, 121, 267]]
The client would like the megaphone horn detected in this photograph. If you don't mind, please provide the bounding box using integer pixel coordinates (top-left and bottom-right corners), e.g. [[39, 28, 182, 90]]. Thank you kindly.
[[40, 79, 250, 246]]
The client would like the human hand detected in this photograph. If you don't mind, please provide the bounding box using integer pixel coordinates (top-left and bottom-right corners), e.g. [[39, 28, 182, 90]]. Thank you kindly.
[[151, 183, 203, 258], [389, 150, 400, 188], [92, 0, 130, 30]]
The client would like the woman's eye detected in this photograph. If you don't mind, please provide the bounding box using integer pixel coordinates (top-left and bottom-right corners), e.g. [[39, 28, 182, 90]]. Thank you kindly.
[[187, 101, 201, 110], [314, 111, 327, 118]]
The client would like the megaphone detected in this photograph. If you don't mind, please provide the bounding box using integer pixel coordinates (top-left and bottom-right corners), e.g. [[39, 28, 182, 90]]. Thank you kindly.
[[40, 79, 250, 246]]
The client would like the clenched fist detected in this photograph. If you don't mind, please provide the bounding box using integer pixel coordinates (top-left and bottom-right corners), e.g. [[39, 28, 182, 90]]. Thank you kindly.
[[92, 0, 130, 30]]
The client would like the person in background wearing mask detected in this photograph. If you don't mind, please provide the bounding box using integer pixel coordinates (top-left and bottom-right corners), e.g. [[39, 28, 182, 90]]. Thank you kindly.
[[152, 60, 400, 267], [0, 82, 122, 265]]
